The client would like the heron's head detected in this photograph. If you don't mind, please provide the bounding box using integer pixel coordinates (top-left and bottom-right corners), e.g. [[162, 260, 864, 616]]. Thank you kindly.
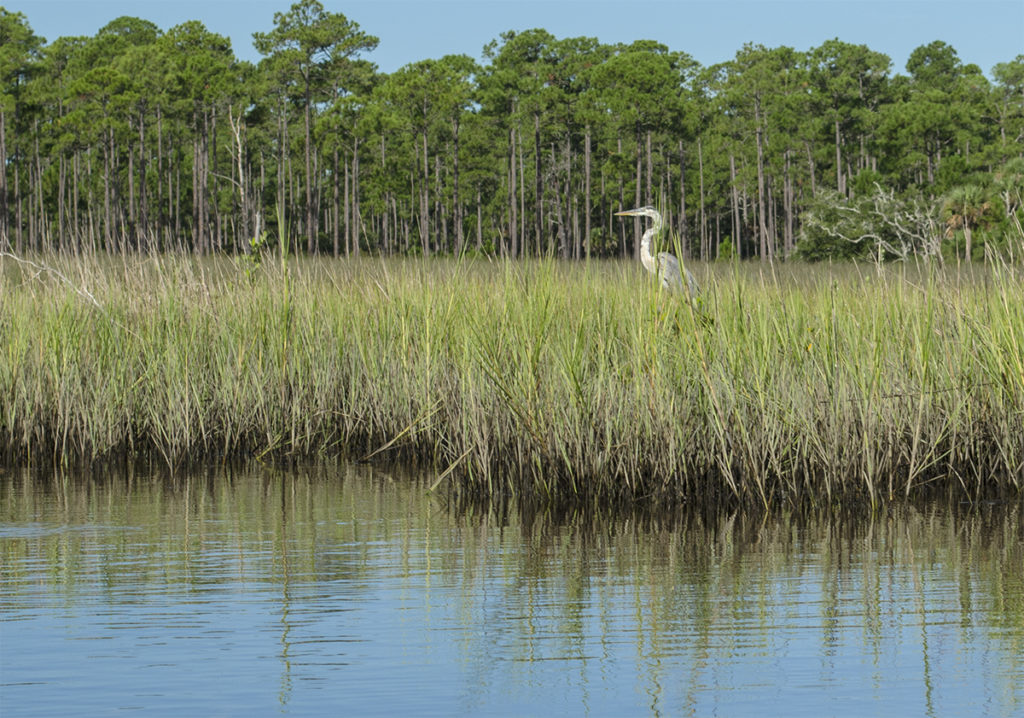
[[614, 206, 660, 220]]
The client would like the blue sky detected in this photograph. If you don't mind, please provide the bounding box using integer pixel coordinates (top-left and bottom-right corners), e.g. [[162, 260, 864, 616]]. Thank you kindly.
[[16, 0, 1024, 77]]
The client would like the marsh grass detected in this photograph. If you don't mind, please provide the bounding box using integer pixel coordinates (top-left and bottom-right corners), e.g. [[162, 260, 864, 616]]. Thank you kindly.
[[2, 251, 1021, 508]]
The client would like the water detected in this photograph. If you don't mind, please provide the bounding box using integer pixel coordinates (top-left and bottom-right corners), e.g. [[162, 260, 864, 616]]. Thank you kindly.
[[1, 464, 1021, 717]]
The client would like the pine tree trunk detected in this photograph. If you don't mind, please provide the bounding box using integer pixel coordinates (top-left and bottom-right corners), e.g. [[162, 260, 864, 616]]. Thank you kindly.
[[211, 110, 220, 253], [434, 154, 444, 252], [784, 151, 794, 256], [518, 128, 526, 256], [278, 102, 287, 254], [645, 130, 653, 206], [333, 148, 340, 257], [138, 109, 147, 247], [192, 118, 201, 253], [564, 136, 574, 259], [344, 154, 350, 257], [73, 152, 80, 252], [0, 110, 7, 245], [509, 126, 517, 258], [421, 130, 430, 257], [32, 124, 42, 250], [200, 111, 211, 253], [105, 127, 113, 252], [57, 153, 66, 251], [584, 126, 592, 261], [634, 129, 642, 261], [157, 106, 164, 246], [128, 123, 136, 247], [551, 143, 566, 258], [755, 98, 770, 262], [476, 189, 483, 252], [834, 117, 844, 196], [698, 138, 706, 261], [304, 79, 315, 254], [804, 140, 817, 196], [174, 157, 181, 249], [353, 137, 361, 256], [678, 140, 687, 256], [452, 118, 462, 256], [534, 112, 542, 254]]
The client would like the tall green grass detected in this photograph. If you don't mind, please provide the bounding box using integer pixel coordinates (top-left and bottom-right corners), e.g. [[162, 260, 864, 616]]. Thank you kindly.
[[2, 252, 1021, 508]]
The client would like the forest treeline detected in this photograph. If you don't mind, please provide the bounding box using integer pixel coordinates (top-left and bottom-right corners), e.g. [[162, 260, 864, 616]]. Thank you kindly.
[[1, 2, 1022, 262]]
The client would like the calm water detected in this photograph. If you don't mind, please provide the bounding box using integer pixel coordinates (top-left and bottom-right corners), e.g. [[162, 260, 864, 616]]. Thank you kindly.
[[1, 464, 1021, 717]]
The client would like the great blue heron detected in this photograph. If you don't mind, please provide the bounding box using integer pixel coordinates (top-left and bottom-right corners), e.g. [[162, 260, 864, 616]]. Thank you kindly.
[[615, 206, 699, 298]]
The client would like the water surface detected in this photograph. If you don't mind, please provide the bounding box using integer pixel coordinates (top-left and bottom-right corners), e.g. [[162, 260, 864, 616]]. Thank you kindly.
[[1, 464, 1022, 716]]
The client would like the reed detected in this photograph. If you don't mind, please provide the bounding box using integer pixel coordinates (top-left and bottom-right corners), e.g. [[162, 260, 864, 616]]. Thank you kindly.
[[2, 251, 1021, 508]]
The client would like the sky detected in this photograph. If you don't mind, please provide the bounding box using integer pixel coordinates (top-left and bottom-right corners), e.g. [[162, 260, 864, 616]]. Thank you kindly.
[[14, 0, 1024, 77]]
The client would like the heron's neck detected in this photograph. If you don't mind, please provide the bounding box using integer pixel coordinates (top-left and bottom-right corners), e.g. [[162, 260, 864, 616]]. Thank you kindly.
[[640, 235, 656, 274]]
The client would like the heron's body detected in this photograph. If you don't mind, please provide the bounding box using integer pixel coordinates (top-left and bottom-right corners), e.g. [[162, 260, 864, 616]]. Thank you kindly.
[[617, 206, 699, 298]]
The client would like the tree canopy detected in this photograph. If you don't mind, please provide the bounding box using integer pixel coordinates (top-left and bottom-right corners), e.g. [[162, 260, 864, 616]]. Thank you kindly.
[[2, 2, 1021, 261]]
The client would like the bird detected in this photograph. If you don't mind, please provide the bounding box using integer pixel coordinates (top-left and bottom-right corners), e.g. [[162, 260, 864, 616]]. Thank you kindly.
[[615, 206, 699, 298]]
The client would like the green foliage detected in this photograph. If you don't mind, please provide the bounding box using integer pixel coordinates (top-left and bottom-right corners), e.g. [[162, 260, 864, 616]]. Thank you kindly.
[[2, 7, 1021, 262], [0, 8, 43, 107], [906, 41, 962, 89], [851, 169, 884, 197], [796, 192, 872, 261], [935, 155, 970, 194], [239, 231, 271, 283], [942, 183, 1000, 261], [716, 237, 735, 260]]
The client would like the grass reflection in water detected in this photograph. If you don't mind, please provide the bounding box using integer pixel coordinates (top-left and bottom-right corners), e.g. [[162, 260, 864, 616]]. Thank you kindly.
[[1, 462, 1022, 717]]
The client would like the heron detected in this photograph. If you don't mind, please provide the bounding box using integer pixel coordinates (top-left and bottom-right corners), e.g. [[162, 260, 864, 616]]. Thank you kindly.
[[615, 206, 699, 299]]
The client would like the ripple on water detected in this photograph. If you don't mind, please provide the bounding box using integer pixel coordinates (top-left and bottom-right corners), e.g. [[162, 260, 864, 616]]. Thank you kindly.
[[1, 467, 1021, 718]]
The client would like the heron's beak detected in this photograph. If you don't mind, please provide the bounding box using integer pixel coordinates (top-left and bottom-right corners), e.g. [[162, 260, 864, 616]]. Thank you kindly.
[[615, 210, 638, 217]]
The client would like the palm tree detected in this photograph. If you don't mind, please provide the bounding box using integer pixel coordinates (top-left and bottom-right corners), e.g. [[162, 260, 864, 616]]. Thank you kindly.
[[943, 184, 993, 262]]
